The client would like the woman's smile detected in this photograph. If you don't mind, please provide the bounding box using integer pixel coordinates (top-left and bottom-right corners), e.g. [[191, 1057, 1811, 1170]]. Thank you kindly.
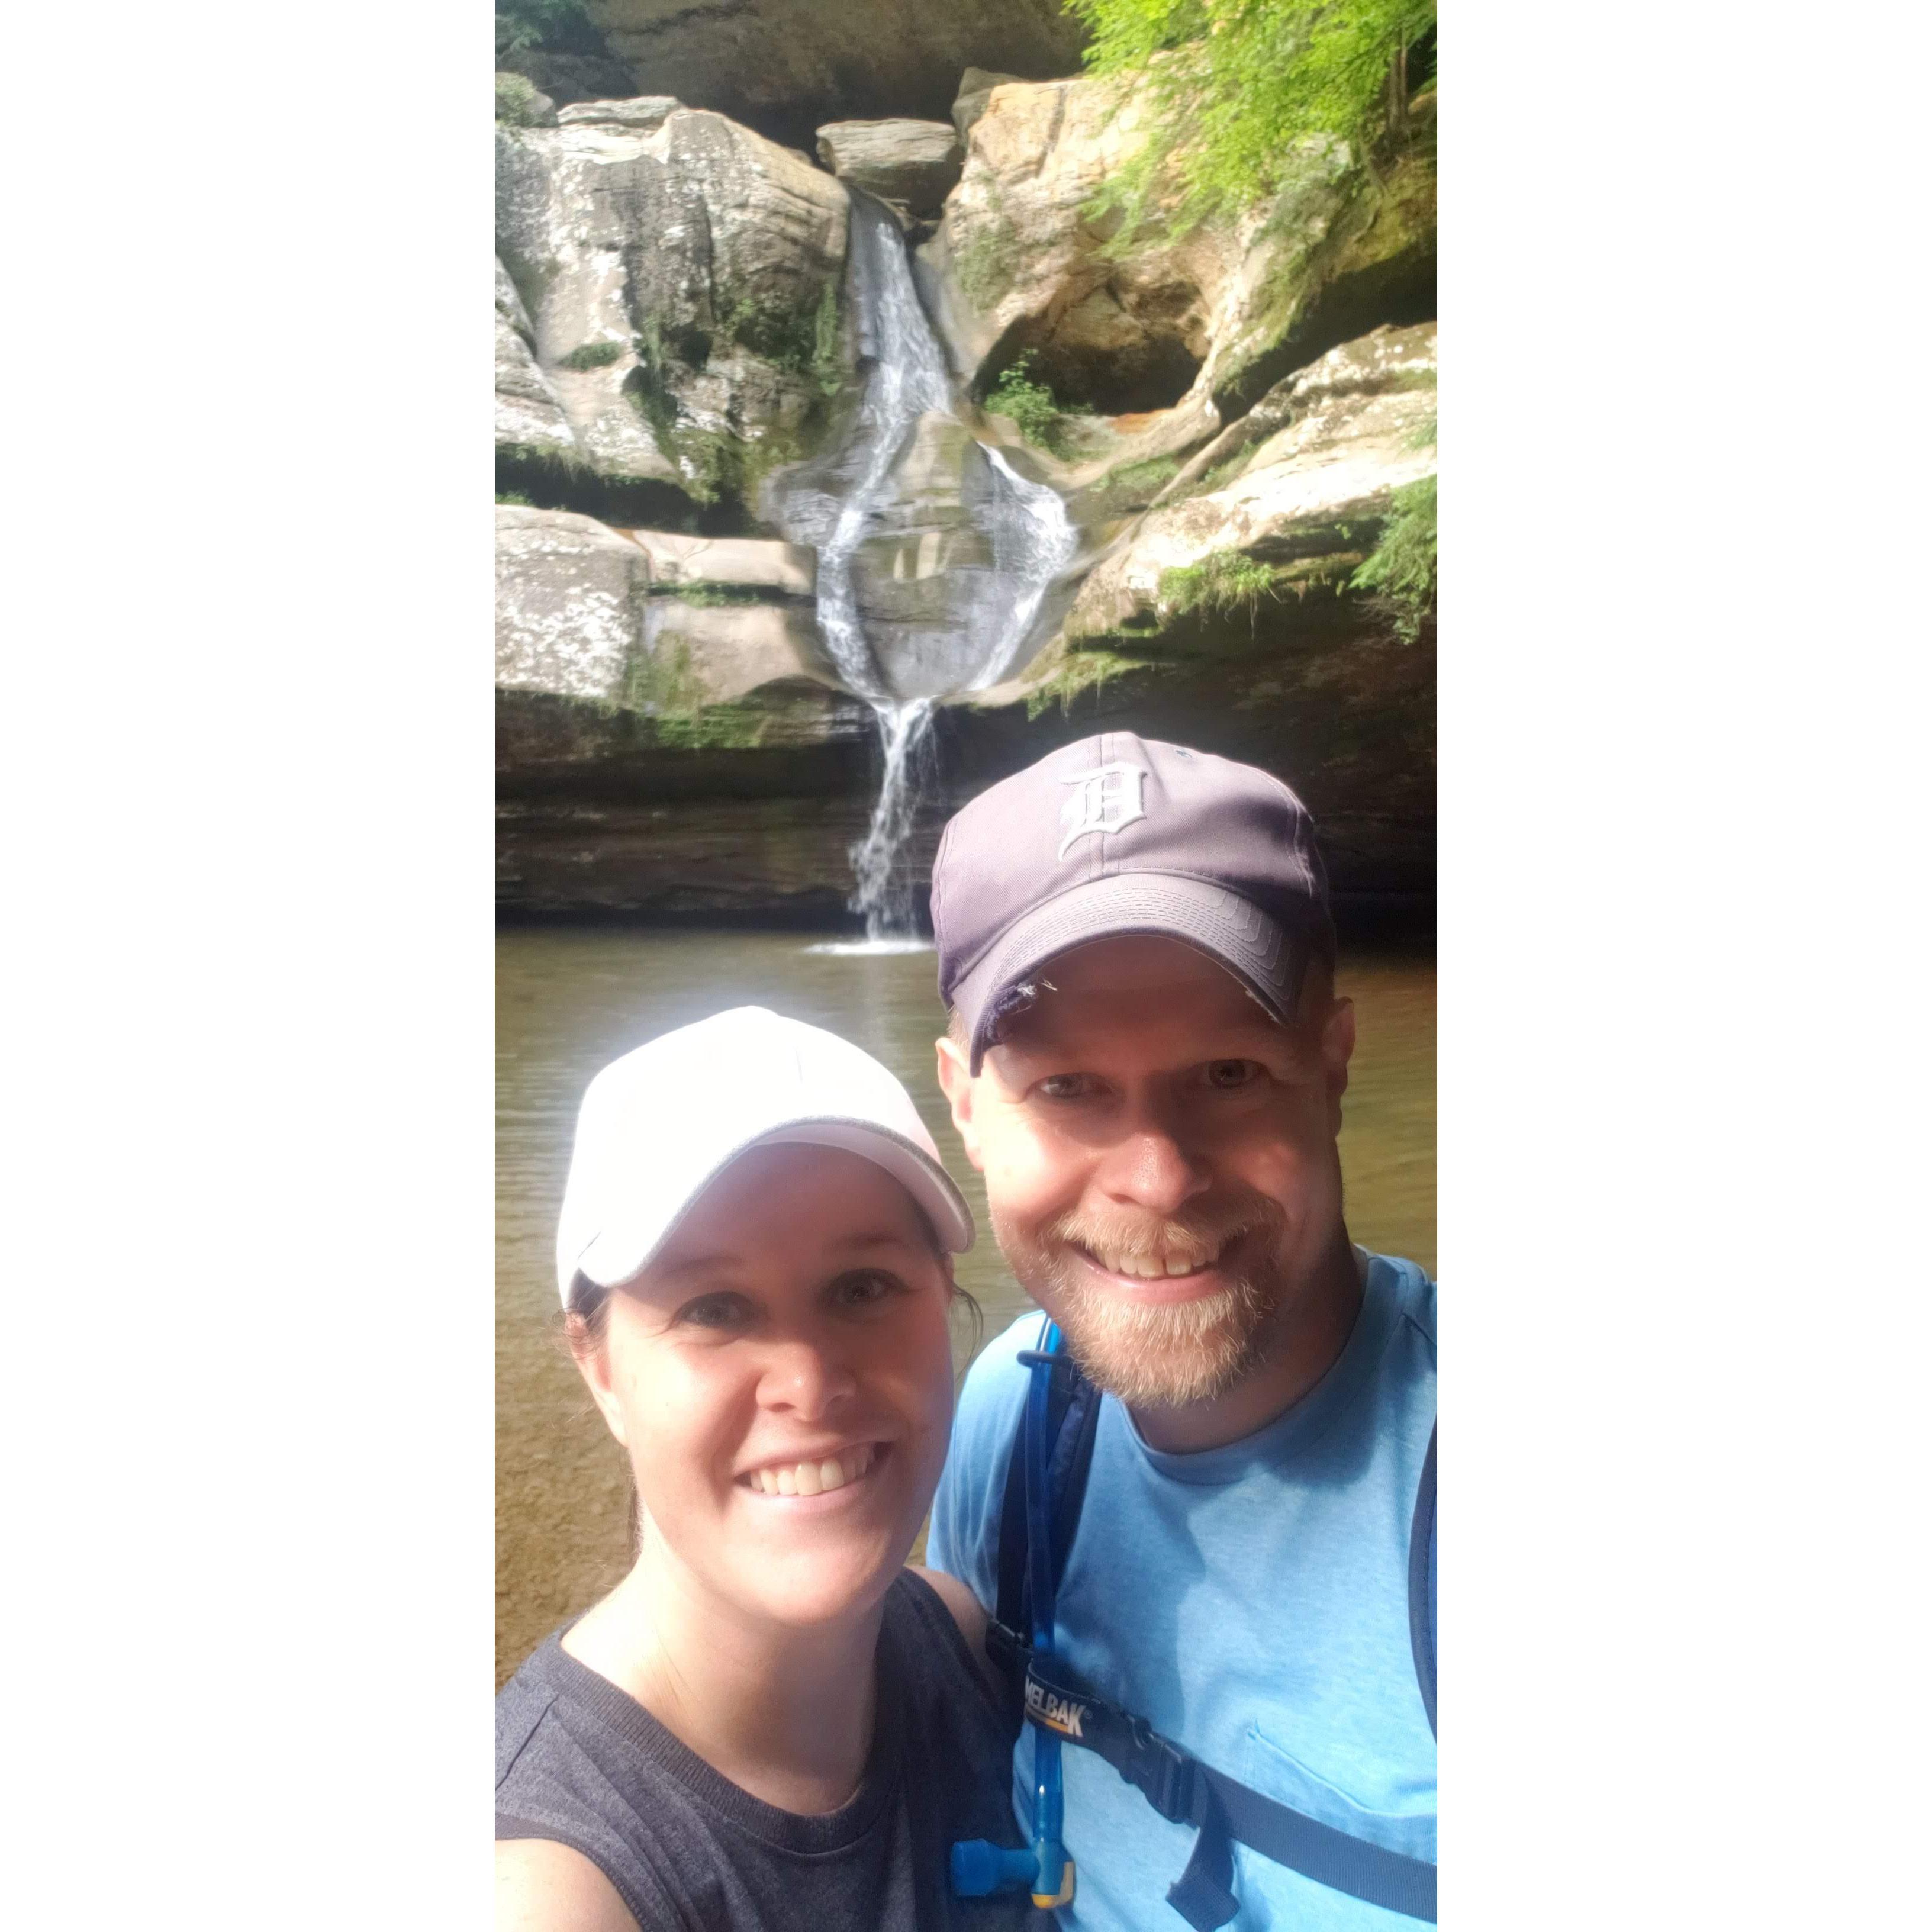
[[736, 1440, 891, 1500]]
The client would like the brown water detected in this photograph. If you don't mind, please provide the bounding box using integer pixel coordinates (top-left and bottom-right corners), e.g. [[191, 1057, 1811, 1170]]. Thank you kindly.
[[496, 928, 1435, 1686]]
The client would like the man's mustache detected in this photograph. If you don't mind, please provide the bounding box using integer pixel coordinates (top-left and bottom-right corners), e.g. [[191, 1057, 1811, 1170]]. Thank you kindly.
[[1042, 1192, 1284, 1269]]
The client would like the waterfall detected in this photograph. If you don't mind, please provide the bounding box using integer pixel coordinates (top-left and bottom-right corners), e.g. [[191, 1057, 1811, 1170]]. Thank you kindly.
[[775, 194, 1079, 943]]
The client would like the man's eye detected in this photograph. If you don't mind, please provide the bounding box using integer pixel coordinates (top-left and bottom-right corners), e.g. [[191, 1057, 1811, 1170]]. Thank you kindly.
[[1204, 1059, 1262, 1090], [675, 1292, 754, 1331], [1035, 1073, 1102, 1100]]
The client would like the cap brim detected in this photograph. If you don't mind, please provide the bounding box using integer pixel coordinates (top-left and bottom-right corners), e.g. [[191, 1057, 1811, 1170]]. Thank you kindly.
[[573, 1116, 975, 1295], [951, 872, 1305, 1073]]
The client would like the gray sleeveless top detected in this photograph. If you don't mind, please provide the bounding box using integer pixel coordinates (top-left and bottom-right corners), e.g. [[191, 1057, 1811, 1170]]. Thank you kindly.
[[496, 1571, 1035, 1930]]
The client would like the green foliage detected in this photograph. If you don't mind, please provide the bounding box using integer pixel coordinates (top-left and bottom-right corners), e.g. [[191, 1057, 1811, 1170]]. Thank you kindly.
[[1351, 470, 1435, 641], [953, 201, 1020, 307], [494, 72, 550, 128], [1171, 449, 1252, 501], [627, 318, 682, 449], [623, 637, 771, 748], [987, 352, 1085, 459], [625, 314, 817, 509], [495, 491, 533, 506], [1087, 453, 1181, 515], [495, 0, 597, 56], [1158, 548, 1284, 618], [658, 583, 771, 608], [1023, 648, 1152, 720], [1068, 0, 1436, 239], [557, 339, 624, 371], [810, 278, 845, 397]]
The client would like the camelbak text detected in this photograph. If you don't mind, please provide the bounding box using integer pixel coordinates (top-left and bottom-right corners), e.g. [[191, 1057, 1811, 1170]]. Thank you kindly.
[[1025, 1679, 1088, 1738]]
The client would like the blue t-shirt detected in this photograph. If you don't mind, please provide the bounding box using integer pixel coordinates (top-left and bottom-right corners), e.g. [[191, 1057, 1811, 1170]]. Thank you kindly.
[[929, 1250, 1437, 1931]]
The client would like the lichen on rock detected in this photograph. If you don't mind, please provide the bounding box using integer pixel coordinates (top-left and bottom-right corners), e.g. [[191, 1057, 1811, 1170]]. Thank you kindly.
[[494, 101, 851, 520]]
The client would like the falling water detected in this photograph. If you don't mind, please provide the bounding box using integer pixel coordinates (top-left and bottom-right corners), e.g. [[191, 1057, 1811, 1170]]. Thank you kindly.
[[775, 194, 1079, 941]]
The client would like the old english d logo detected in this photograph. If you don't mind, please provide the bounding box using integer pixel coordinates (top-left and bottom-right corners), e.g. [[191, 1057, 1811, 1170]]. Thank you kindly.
[[1058, 761, 1148, 860]]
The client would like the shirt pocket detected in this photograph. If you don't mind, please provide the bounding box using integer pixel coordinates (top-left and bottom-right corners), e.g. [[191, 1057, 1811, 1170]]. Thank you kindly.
[[1241, 1723, 1438, 1866]]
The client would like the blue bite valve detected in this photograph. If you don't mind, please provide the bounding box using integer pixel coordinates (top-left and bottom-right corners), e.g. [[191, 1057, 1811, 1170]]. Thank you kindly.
[[949, 1840, 1039, 1898]]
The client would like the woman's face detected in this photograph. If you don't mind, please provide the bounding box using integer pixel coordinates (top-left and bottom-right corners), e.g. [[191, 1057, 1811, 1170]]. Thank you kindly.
[[581, 1142, 959, 1630]]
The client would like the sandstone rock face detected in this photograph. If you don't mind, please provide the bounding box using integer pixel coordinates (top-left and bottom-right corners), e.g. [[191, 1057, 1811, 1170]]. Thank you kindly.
[[644, 598, 834, 704], [815, 120, 963, 221], [1061, 323, 1437, 639], [495, 259, 579, 465], [557, 95, 681, 131], [624, 532, 816, 598], [495, 104, 850, 511], [916, 73, 1430, 524], [952, 68, 1025, 141], [581, 0, 1085, 148], [496, 49, 639, 111], [919, 75, 1251, 413], [497, 506, 839, 714], [496, 506, 652, 703]]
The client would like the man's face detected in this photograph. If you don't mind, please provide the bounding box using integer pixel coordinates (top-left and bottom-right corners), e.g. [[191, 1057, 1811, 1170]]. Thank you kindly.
[[937, 936, 1355, 1408]]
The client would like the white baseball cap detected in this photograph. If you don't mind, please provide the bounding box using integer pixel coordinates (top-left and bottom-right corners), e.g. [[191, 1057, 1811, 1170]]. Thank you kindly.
[[555, 1006, 975, 1307]]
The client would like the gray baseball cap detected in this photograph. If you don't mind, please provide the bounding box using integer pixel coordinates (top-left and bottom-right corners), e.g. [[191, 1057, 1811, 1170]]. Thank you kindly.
[[932, 732, 1334, 1072]]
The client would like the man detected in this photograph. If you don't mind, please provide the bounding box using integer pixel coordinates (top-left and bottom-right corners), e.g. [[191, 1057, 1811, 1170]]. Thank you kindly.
[[928, 732, 1437, 1931]]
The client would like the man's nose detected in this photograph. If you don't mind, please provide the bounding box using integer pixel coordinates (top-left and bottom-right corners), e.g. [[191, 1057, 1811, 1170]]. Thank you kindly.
[[755, 1333, 858, 1419], [1098, 1104, 1213, 1218]]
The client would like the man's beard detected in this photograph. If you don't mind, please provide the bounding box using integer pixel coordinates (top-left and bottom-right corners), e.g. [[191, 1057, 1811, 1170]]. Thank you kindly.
[[993, 1192, 1292, 1408]]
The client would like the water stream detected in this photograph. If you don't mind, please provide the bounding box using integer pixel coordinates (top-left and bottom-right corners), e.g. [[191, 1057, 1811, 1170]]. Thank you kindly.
[[772, 193, 1079, 941]]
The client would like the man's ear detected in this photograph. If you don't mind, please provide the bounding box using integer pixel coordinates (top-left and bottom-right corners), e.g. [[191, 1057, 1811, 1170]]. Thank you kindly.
[[1321, 996, 1356, 1134], [935, 1033, 985, 1170], [570, 1324, 629, 1448]]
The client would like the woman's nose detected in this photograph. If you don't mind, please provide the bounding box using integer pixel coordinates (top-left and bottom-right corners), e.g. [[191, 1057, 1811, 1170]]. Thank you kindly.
[[755, 1334, 858, 1419]]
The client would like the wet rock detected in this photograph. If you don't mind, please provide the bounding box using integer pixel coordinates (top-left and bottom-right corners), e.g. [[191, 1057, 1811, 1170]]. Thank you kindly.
[[495, 259, 579, 465], [814, 119, 964, 220], [643, 598, 836, 704], [952, 67, 1025, 142], [1060, 323, 1437, 641], [624, 532, 816, 598], [496, 505, 652, 704], [494, 103, 849, 509], [556, 95, 681, 131], [923, 75, 1352, 415]]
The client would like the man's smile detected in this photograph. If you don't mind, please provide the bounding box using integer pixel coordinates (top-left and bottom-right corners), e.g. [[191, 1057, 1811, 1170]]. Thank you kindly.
[[1064, 1229, 1242, 1302]]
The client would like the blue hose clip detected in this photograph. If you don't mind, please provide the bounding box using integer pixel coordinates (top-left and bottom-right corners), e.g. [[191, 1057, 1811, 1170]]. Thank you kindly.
[[951, 1320, 1077, 1911]]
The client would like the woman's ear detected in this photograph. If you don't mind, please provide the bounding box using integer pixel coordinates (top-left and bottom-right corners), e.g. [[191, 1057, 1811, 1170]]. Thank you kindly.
[[569, 1316, 629, 1448]]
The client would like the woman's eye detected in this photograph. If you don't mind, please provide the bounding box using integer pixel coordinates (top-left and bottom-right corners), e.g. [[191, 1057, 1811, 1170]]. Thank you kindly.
[[674, 1292, 754, 1331], [1205, 1058, 1262, 1090], [833, 1270, 906, 1311]]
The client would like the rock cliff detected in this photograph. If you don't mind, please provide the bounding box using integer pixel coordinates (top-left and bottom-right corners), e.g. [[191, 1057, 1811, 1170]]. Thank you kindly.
[[496, 52, 1437, 924], [578, 0, 1086, 150], [495, 100, 849, 524]]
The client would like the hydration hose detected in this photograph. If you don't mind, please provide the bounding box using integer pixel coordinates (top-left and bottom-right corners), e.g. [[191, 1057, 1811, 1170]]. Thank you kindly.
[[949, 1320, 1077, 1911]]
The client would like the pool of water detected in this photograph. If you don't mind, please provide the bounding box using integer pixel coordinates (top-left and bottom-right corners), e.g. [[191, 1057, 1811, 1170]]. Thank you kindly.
[[497, 926, 1435, 1685]]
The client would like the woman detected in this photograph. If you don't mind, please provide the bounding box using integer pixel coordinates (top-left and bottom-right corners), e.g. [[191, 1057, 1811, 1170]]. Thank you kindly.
[[495, 1006, 1030, 1930]]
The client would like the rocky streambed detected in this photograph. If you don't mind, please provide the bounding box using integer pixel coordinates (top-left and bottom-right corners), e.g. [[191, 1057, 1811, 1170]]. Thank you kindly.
[[495, 31, 1437, 925]]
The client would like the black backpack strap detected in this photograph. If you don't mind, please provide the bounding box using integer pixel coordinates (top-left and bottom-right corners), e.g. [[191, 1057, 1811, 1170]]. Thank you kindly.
[[989, 1333, 1100, 1675], [1022, 1650, 1438, 1926], [1408, 1419, 1438, 1740]]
